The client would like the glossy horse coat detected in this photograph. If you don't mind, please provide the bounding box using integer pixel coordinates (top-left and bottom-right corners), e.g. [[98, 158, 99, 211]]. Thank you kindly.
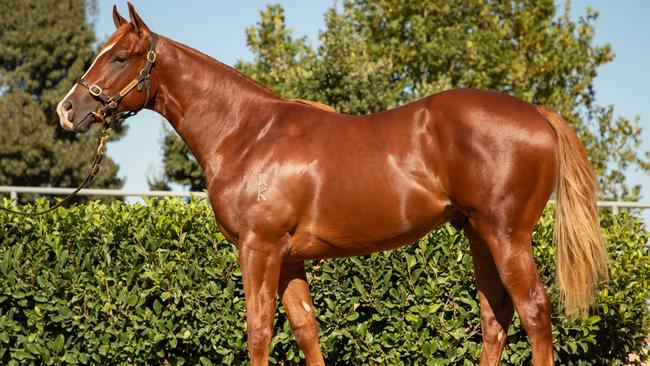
[[57, 4, 608, 365]]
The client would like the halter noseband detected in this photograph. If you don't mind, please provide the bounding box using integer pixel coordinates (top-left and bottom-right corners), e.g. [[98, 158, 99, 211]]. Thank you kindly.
[[0, 34, 159, 216], [76, 33, 158, 127]]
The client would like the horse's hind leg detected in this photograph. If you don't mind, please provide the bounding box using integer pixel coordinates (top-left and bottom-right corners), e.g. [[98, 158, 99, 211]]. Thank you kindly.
[[470, 218, 553, 365], [278, 261, 325, 365], [466, 226, 515, 365]]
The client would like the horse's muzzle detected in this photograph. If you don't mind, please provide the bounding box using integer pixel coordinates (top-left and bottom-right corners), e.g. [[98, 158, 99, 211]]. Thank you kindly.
[[73, 113, 96, 133]]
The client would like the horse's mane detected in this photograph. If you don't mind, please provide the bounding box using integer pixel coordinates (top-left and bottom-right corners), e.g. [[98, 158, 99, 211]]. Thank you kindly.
[[101, 26, 278, 100], [108, 32, 336, 113], [104, 25, 132, 47], [169, 38, 280, 99], [213, 58, 280, 99], [291, 99, 336, 112], [169, 37, 339, 113]]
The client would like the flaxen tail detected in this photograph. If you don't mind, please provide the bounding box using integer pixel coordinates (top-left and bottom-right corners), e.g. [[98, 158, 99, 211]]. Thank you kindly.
[[536, 105, 608, 315]]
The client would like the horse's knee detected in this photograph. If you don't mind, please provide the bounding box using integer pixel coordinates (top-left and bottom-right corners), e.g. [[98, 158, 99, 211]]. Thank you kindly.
[[287, 310, 318, 343], [294, 323, 318, 345], [247, 325, 273, 352]]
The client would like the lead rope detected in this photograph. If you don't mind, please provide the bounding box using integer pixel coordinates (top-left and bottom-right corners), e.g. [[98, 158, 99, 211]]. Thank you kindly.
[[1, 34, 158, 216], [0, 123, 113, 216]]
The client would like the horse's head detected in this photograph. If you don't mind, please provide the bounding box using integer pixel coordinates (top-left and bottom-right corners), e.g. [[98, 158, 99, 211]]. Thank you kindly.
[[57, 3, 158, 133]]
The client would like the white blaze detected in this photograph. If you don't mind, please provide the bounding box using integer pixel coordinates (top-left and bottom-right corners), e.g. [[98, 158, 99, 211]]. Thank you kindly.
[[81, 42, 116, 79], [56, 87, 77, 130], [57, 42, 116, 131]]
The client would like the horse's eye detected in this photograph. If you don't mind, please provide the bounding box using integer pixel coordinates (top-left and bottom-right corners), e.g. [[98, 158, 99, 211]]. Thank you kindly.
[[113, 55, 127, 64]]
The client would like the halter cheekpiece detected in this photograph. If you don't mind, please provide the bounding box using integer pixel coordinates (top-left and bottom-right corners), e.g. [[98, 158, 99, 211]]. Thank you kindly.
[[0, 33, 161, 216], [76, 33, 159, 127]]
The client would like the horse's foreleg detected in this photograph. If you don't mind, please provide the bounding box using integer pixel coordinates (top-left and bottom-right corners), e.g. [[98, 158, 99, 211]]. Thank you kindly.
[[239, 238, 283, 366], [278, 261, 325, 365], [466, 226, 514, 365]]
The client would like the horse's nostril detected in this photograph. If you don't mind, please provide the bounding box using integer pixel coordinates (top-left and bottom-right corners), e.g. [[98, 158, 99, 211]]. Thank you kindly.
[[66, 110, 75, 122], [63, 101, 72, 111]]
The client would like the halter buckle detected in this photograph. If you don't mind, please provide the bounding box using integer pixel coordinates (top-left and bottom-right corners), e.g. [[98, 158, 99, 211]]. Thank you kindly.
[[107, 98, 118, 109], [147, 51, 156, 63], [92, 110, 106, 121], [89, 84, 103, 97]]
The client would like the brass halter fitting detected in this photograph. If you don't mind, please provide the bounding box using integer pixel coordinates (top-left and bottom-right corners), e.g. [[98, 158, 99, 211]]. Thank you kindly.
[[89, 84, 103, 97], [76, 33, 159, 129], [0, 34, 160, 217]]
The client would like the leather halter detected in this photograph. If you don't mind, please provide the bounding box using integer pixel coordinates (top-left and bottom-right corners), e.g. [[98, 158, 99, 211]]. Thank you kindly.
[[76, 33, 158, 127], [0, 34, 159, 216]]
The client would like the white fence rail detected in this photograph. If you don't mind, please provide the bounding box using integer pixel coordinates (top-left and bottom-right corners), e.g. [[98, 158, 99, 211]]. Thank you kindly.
[[0, 186, 207, 200], [1, 186, 649, 214]]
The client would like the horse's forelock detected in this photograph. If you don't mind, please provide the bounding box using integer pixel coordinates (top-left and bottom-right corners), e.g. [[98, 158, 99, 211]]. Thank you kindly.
[[103, 24, 135, 50]]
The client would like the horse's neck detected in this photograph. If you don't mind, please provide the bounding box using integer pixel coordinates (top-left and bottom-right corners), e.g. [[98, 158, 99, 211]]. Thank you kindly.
[[150, 36, 282, 182]]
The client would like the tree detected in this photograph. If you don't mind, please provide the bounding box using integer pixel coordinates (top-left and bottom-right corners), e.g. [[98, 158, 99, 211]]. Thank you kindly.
[[160, 1, 647, 200], [0, 0, 123, 192], [157, 126, 204, 192]]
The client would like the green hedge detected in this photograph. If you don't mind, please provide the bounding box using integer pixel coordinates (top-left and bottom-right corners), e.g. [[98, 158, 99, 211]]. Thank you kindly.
[[0, 198, 648, 365]]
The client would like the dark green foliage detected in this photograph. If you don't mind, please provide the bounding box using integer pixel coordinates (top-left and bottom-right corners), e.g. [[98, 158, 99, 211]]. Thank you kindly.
[[0, 199, 647, 365], [0, 0, 123, 191]]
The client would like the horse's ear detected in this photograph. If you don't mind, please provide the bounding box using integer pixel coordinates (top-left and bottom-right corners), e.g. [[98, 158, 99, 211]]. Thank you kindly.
[[127, 2, 150, 34], [112, 5, 127, 28]]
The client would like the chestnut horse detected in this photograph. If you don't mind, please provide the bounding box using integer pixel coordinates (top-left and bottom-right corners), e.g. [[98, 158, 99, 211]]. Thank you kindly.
[[56, 4, 608, 365]]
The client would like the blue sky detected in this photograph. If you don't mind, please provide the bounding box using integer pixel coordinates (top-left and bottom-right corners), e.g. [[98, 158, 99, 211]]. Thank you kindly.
[[94, 1, 648, 202]]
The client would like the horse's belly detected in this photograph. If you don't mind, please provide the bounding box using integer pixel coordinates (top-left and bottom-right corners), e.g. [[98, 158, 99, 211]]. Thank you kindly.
[[287, 186, 451, 259]]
